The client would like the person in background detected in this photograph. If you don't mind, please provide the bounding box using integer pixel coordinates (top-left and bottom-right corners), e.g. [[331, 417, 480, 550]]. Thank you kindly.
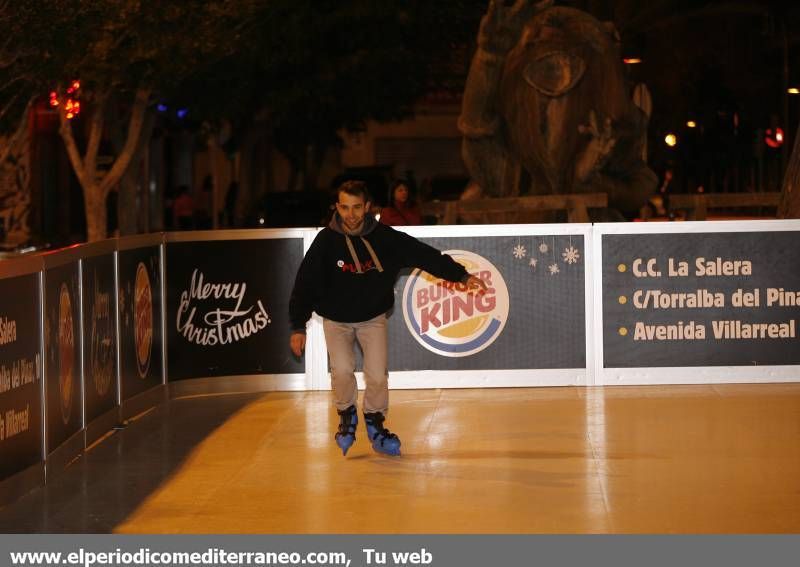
[[379, 179, 422, 226], [173, 185, 195, 230], [164, 185, 176, 230]]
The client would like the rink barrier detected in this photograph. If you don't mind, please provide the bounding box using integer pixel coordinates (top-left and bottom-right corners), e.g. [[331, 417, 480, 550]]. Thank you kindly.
[[593, 220, 800, 385], [1, 220, 799, 504]]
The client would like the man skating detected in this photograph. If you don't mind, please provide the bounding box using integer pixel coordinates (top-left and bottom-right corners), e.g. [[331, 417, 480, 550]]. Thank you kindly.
[[289, 180, 487, 456]]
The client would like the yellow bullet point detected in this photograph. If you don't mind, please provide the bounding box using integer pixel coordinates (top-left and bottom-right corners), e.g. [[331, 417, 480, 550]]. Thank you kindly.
[[618, 264, 627, 272], [618, 295, 627, 304], [619, 327, 628, 336]]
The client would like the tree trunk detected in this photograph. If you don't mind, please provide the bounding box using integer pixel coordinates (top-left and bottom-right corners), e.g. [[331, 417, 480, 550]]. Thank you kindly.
[[777, 120, 800, 218], [84, 183, 107, 243], [57, 86, 151, 242], [98, 88, 151, 197]]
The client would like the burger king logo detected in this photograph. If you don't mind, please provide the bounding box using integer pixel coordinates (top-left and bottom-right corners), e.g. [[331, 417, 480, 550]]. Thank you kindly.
[[402, 250, 509, 357], [134, 262, 153, 379], [58, 283, 75, 423]]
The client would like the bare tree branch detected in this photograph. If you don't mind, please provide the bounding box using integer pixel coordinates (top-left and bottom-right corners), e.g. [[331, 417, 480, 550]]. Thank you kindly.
[[84, 90, 108, 175], [0, 90, 23, 126], [58, 98, 89, 188], [0, 98, 31, 165], [99, 86, 151, 196]]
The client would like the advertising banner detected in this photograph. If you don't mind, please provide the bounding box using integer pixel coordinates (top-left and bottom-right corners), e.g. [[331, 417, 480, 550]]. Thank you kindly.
[[118, 247, 163, 400], [166, 239, 305, 379], [82, 254, 117, 422], [44, 262, 82, 453], [0, 274, 42, 481], [602, 231, 800, 368], [388, 234, 586, 371]]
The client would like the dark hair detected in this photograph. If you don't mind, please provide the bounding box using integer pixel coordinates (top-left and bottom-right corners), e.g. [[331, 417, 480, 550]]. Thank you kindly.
[[389, 179, 416, 207], [337, 180, 371, 202]]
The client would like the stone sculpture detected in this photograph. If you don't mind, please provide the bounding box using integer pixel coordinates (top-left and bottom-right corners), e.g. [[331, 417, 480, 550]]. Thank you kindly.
[[459, 0, 657, 219]]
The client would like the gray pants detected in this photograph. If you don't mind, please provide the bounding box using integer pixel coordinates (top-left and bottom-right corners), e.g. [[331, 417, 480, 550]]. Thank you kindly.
[[322, 313, 389, 414]]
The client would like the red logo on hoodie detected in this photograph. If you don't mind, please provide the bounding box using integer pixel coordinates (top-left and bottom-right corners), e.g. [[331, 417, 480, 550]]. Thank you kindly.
[[339, 258, 375, 273]]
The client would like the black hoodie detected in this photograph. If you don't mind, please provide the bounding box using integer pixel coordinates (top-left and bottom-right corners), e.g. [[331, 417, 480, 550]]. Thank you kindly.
[[289, 213, 468, 330]]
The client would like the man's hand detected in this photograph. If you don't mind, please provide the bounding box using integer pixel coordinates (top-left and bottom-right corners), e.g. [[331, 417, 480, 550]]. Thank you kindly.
[[290, 332, 306, 357], [465, 275, 489, 294], [576, 110, 617, 183]]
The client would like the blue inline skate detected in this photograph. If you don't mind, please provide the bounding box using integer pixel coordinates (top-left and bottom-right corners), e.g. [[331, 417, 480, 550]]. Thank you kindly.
[[364, 412, 401, 456], [335, 405, 358, 456]]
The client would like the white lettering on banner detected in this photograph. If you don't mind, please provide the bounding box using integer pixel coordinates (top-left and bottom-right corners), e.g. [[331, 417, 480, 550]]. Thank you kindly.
[[10, 548, 354, 567], [712, 319, 796, 339], [632, 320, 796, 341], [0, 355, 38, 395], [362, 548, 433, 566], [0, 317, 16, 345], [0, 356, 37, 439], [1, 404, 30, 440], [695, 257, 752, 277], [634, 321, 707, 340], [632, 289, 726, 309], [176, 269, 272, 346], [90, 272, 114, 396], [632, 257, 754, 278], [766, 288, 800, 307], [20, 357, 35, 385]]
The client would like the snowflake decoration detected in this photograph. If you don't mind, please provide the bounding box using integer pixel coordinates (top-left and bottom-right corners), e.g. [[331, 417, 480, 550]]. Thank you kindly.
[[539, 242, 549, 254], [529, 258, 537, 269], [548, 263, 560, 275], [562, 245, 580, 265], [512, 244, 527, 259]]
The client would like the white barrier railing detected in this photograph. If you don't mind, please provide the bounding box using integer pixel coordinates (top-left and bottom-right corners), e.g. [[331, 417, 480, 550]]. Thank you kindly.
[[1, 220, 799, 505]]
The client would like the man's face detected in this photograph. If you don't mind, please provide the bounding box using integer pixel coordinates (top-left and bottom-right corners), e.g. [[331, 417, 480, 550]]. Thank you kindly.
[[336, 191, 370, 232]]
